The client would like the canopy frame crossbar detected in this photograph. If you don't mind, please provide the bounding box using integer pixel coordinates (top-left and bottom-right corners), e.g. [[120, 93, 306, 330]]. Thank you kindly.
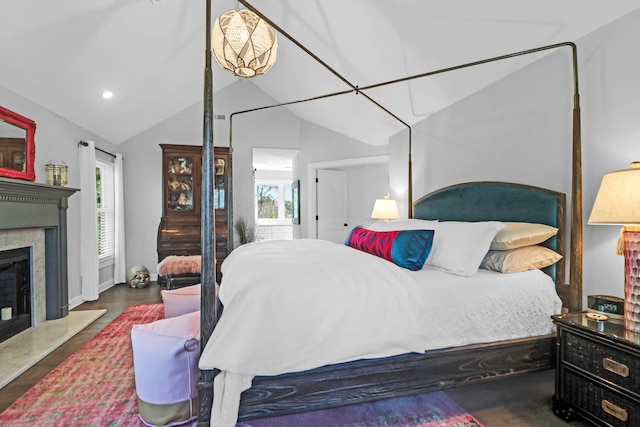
[[198, 1, 583, 423]]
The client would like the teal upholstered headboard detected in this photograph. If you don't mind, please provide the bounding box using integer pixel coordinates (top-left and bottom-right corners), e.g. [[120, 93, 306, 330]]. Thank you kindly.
[[413, 181, 566, 284]]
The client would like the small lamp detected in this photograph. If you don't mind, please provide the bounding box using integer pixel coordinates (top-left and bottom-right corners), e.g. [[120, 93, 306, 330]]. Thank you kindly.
[[588, 161, 640, 332], [371, 195, 400, 223]]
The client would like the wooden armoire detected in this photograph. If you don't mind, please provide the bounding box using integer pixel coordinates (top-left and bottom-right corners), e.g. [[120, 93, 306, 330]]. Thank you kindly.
[[157, 144, 231, 284]]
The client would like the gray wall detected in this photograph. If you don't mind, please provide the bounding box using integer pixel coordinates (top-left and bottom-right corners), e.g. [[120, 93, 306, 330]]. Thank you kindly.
[[345, 163, 390, 230], [4, 8, 640, 309], [1, 73, 389, 308], [0, 84, 118, 309], [389, 8, 640, 307], [120, 81, 387, 278]]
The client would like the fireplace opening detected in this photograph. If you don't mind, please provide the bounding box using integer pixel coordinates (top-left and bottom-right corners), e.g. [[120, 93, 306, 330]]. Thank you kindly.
[[0, 247, 31, 343]]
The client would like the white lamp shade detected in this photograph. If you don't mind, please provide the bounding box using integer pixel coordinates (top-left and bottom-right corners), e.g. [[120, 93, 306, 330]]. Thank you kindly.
[[212, 9, 278, 78], [371, 198, 400, 221], [588, 164, 640, 225]]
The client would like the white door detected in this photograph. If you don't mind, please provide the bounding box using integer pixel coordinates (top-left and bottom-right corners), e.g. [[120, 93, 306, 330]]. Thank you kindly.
[[316, 169, 349, 243]]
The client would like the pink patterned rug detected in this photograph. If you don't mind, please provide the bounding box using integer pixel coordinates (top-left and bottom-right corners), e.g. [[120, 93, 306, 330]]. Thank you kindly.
[[0, 303, 164, 427], [0, 303, 483, 427]]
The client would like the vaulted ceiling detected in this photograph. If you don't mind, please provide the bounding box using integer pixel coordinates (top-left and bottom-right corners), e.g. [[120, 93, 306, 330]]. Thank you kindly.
[[1, 1, 638, 146]]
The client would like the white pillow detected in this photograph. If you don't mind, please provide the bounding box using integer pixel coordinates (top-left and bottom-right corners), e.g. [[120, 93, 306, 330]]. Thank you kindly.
[[490, 222, 558, 250], [424, 221, 505, 276], [480, 246, 563, 273], [366, 218, 437, 231]]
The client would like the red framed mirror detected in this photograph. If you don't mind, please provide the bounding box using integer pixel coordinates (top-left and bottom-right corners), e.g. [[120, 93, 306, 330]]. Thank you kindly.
[[0, 106, 36, 181]]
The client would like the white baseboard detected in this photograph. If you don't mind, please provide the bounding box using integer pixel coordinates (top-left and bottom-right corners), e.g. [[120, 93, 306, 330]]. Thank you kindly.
[[68, 279, 116, 310], [68, 295, 84, 310], [99, 278, 115, 294]]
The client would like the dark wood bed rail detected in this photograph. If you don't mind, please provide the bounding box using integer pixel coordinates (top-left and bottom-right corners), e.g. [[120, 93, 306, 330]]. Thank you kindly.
[[195, 309, 554, 424]]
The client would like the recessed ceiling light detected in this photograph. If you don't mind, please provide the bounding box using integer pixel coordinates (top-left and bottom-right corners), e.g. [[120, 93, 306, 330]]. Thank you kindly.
[[102, 91, 114, 99]]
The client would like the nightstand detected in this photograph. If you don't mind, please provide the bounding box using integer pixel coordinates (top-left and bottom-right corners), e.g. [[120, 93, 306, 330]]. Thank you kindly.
[[552, 313, 640, 426]]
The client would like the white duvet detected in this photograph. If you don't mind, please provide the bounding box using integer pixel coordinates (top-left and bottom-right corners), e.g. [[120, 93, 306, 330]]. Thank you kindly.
[[412, 267, 562, 349], [198, 238, 562, 427]]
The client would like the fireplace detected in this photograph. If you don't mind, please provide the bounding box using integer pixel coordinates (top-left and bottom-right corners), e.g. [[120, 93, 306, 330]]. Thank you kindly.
[[0, 177, 77, 338], [0, 247, 31, 342]]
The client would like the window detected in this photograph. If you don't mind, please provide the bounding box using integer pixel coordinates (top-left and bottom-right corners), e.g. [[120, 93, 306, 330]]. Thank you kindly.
[[255, 180, 293, 241], [255, 180, 292, 221], [96, 160, 115, 260]]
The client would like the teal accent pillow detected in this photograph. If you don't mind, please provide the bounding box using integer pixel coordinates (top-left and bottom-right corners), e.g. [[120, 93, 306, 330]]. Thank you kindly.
[[345, 226, 434, 271]]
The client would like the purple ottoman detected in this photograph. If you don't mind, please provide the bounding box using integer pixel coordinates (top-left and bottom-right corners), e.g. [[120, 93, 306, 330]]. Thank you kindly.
[[161, 283, 201, 319], [131, 310, 200, 427]]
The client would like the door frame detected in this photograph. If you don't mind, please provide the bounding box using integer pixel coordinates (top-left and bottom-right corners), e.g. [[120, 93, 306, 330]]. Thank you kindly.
[[306, 155, 388, 239]]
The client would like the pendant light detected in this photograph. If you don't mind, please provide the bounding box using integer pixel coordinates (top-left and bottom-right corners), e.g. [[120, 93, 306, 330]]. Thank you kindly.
[[212, 9, 278, 78]]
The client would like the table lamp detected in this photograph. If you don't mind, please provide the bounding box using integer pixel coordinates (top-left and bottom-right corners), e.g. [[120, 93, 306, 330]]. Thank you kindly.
[[371, 195, 399, 223], [588, 162, 640, 332]]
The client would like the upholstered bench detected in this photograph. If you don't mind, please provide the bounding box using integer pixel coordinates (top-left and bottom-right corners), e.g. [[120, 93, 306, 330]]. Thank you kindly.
[[157, 255, 201, 289]]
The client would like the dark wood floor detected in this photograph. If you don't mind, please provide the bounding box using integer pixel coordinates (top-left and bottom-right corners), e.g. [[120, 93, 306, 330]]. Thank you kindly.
[[0, 282, 162, 413]]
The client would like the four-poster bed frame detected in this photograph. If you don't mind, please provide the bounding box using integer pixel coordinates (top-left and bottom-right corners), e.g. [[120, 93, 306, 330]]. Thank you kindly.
[[197, 1, 584, 424]]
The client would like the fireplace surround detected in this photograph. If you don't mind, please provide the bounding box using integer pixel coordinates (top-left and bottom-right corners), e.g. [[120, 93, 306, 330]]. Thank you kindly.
[[0, 177, 77, 322]]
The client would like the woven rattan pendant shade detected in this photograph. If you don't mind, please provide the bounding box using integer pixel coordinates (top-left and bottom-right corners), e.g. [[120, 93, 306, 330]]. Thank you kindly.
[[212, 9, 278, 78]]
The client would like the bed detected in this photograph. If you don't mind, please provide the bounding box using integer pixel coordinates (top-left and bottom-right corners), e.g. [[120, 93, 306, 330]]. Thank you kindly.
[[196, 181, 576, 426]]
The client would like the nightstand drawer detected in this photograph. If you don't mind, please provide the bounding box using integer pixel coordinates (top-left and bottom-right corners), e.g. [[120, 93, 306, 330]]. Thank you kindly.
[[562, 369, 640, 426], [562, 330, 640, 394]]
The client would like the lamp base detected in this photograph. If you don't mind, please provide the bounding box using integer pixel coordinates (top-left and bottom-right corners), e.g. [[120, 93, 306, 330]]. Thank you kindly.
[[623, 231, 640, 332]]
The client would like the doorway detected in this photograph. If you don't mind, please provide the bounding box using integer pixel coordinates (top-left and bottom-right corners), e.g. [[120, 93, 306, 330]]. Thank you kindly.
[[316, 169, 348, 243], [307, 155, 390, 241], [252, 148, 300, 241]]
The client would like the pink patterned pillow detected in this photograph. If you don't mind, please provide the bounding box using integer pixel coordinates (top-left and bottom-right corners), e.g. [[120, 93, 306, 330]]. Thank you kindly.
[[345, 226, 434, 271]]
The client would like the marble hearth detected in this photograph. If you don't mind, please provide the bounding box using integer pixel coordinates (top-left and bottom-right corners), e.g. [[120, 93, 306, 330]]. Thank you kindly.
[[0, 177, 78, 323]]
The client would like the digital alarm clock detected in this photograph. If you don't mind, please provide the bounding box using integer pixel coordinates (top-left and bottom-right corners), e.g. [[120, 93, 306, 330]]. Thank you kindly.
[[587, 295, 624, 321]]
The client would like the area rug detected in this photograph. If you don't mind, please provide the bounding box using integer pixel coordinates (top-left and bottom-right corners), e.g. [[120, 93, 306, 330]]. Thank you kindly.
[[238, 391, 483, 427], [0, 302, 482, 427], [0, 303, 164, 427]]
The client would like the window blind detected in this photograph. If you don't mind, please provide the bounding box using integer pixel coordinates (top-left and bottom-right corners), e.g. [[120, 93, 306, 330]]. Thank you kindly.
[[96, 160, 115, 259]]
